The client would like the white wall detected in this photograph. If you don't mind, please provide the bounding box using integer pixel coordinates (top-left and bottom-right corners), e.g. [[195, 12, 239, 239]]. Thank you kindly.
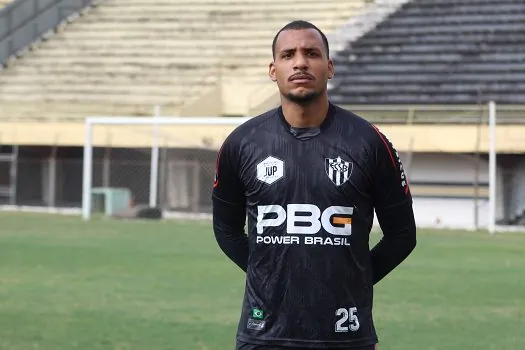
[[399, 152, 504, 229], [412, 197, 489, 230], [403, 152, 494, 184], [507, 157, 525, 221]]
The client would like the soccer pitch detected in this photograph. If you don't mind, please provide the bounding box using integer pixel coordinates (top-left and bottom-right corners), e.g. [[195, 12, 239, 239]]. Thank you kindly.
[[0, 213, 524, 350]]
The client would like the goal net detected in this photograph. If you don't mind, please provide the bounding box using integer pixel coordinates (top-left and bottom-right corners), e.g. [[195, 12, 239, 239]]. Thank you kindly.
[[81, 114, 248, 221]]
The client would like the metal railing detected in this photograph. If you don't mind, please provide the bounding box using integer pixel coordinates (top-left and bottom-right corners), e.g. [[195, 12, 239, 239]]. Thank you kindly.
[[0, 0, 97, 66], [0, 103, 524, 124], [341, 104, 525, 124]]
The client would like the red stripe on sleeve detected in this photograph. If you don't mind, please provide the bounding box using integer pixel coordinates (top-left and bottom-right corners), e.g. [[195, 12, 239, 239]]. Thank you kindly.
[[372, 125, 398, 174], [372, 125, 410, 194], [213, 146, 224, 188]]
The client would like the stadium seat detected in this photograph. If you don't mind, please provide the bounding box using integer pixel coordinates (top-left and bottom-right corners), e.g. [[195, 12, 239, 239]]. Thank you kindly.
[[328, 0, 525, 105], [0, 0, 367, 119]]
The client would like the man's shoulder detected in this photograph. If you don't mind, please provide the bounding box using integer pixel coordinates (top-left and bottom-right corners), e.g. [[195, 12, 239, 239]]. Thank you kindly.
[[225, 107, 280, 142], [331, 103, 380, 140], [332, 104, 401, 155], [332, 103, 374, 129]]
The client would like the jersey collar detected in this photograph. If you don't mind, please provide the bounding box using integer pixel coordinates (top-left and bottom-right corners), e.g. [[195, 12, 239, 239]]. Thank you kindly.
[[277, 102, 336, 140]]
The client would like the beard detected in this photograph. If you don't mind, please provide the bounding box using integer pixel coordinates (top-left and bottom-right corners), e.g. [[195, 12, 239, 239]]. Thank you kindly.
[[285, 88, 322, 106]]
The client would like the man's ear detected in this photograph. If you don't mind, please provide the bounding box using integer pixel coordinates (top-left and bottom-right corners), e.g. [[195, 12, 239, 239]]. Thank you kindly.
[[327, 59, 334, 80], [269, 61, 277, 82]]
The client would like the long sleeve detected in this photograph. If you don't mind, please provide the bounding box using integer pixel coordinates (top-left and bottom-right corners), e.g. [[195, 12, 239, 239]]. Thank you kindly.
[[370, 126, 417, 284], [211, 133, 249, 272], [212, 195, 248, 272], [371, 200, 416, 284]]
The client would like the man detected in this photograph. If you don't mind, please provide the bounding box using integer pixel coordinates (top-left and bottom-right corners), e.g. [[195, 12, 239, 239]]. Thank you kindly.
[[212, 20, 417, 350]]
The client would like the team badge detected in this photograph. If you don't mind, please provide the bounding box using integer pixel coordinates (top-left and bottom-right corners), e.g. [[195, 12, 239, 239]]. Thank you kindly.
[[325, 156, 352, 186], [256, 156, 284, 185]]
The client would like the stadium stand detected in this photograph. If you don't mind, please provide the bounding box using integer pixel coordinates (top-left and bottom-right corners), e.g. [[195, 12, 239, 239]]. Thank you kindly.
[[0, 0, 367, 120], [328, 0, 525, 105]]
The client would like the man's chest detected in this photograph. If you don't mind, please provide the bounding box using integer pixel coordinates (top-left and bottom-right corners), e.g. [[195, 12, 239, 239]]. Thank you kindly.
[[238, 139, 373, 204]]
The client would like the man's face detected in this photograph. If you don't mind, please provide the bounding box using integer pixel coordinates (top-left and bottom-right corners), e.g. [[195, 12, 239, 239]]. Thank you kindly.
[[269, 28, 334, 105]]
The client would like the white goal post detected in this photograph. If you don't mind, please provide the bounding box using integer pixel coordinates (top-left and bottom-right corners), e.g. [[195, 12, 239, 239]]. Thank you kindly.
[[81, 103, 500, 234], [81, 115, 249, 221], [488, 101, 496, 234]]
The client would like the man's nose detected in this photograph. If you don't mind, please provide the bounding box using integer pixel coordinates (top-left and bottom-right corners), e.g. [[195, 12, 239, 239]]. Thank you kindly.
[[293, 54, 308, 70]]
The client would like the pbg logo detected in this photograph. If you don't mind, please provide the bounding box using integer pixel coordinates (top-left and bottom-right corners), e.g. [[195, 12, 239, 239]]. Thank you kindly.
[[257, 204, 353, 236]]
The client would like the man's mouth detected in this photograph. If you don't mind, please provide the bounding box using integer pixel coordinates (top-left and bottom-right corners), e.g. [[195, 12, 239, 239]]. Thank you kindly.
[[289, 73, 315, 83]]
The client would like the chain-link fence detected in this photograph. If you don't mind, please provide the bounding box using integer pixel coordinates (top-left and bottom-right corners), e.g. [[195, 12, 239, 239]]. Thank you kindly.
[[0, 145, 217, 215]]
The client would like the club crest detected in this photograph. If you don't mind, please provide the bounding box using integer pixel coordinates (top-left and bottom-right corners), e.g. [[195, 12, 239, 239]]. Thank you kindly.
[[325, 156, 352, 186]]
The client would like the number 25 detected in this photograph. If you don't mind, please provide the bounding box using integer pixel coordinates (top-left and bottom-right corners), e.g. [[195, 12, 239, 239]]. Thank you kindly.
[[335, 307, 360, 332]]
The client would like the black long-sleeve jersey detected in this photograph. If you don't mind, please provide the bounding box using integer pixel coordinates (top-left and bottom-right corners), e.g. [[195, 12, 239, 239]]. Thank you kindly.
[[212, 103, 416, 349]]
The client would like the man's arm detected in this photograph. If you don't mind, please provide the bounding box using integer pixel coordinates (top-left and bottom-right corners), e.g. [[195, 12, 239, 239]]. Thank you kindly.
[[370, 126, 417, 285], [212, 136, 249, 272]]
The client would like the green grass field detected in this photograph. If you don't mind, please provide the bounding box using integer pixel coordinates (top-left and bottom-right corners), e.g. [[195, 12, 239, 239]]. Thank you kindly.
[[0, 212, 524, 350]]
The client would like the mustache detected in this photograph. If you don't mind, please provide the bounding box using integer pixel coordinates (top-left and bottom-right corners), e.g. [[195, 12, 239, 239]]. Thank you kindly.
[[288, 72, 315, 81]]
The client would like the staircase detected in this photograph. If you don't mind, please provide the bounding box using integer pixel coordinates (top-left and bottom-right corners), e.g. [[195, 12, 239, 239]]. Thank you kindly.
[[329, 0, 525, 105], [0, 0, 367, 119]]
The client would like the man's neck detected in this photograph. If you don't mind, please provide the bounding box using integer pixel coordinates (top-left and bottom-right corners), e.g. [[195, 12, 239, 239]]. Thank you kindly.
[[281, 95, 330, 128]]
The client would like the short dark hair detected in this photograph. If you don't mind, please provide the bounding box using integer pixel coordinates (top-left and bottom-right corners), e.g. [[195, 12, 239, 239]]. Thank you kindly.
[[272, 20, 330, 59]]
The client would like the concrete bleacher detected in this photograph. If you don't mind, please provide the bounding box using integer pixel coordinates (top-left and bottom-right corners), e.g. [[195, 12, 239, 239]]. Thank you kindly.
[[0, 0, 366, 120], [328, 0, 525, 105]]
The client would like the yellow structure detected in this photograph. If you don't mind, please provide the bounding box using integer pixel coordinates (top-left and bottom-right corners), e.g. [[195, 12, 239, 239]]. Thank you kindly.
[[1, 120, 524, 153], [0, 0, 367, 120]]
